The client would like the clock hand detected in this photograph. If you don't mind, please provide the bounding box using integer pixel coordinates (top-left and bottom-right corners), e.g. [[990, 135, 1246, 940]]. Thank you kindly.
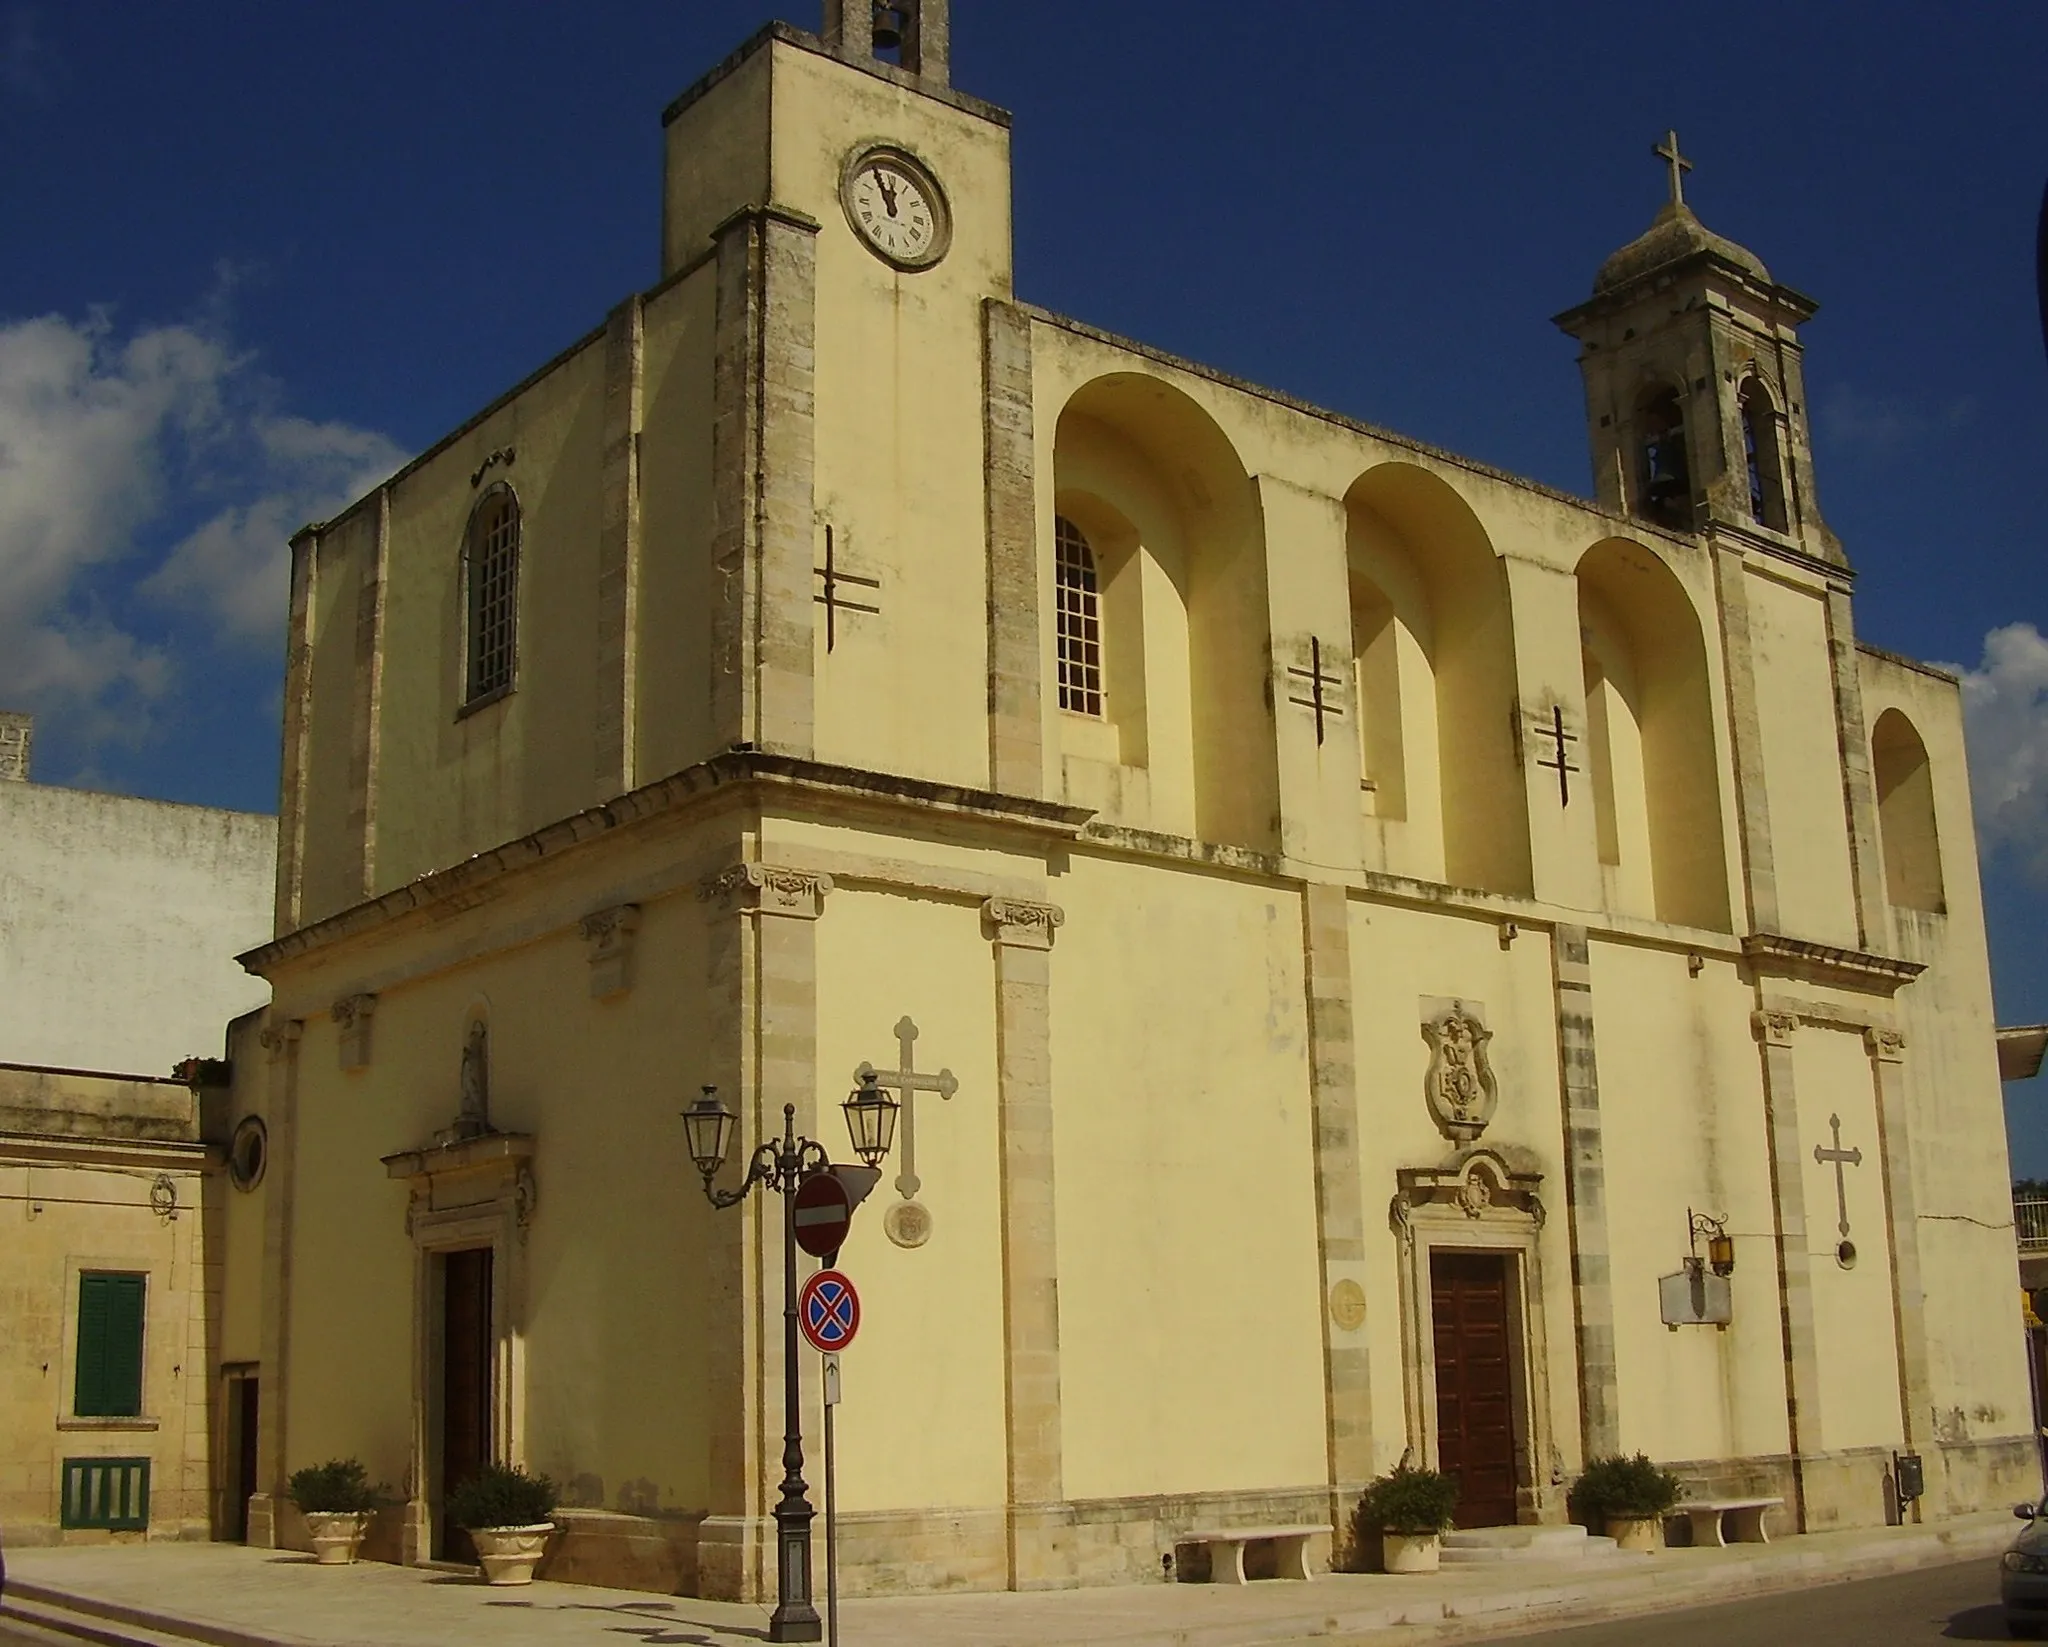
[[875, 172, 899, 216]]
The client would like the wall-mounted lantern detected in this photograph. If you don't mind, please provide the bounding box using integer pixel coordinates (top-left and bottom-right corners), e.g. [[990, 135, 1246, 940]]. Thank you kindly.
[[1690, 1209, 1736, 1278]]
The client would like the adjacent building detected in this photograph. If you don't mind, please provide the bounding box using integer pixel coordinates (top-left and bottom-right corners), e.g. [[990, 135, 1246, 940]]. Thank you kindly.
[[222, 1, 2031, 1601], [0, 713, 276, 1545]]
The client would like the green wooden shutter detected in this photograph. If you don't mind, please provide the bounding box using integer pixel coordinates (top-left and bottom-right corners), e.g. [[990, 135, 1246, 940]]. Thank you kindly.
[[75, 1272, 146, 1417]]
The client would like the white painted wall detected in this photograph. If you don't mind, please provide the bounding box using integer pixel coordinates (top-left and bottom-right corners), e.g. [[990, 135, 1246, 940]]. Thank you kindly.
[[0, 782, 275, 1076]]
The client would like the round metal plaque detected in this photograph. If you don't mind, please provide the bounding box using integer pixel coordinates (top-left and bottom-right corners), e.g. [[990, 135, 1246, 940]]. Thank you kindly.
[[884, 1199, 932, 1249]]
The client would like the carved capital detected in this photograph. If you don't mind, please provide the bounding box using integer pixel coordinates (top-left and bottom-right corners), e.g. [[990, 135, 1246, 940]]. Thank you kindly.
[[259, 1018, 304, 1060], [1864, 1027, 1907, 1064], [580, 903, 642, 998], [697, 862, 833, 920], [1752, 1009, 1800, 1048], [330, 993, 377, 1071], [981, 897, 1064, 950]]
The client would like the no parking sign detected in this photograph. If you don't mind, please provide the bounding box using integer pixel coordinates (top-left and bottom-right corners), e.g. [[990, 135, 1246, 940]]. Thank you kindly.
[[799, 1268, 860, 1353]]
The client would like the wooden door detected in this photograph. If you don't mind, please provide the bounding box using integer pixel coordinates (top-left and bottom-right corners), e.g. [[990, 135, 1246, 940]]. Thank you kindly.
[[1431, 1250, 1520, 1529], [438, 1247, 494, 1562], [230, 1377, 259, 1542]]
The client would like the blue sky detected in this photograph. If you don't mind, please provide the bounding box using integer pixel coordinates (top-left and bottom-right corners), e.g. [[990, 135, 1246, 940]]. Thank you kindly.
[[4, 3, 2045, 1157]]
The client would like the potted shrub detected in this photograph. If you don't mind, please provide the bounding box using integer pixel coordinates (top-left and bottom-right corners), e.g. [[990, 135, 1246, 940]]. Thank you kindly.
[[446, 1462, 557, 1585], [1351, 1462, 1461, 1573], [1570, 1453, 1681, 1552], [288, 1459, 388, 1566]]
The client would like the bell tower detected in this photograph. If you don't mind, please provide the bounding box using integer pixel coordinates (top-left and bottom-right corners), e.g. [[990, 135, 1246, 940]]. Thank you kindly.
[[824, 0, 950, 87], [1555, 132, 1840, 563]]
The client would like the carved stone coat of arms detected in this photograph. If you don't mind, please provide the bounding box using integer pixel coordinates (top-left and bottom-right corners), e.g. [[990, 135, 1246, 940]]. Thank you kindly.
[[1421, 999, 1498, 1144]]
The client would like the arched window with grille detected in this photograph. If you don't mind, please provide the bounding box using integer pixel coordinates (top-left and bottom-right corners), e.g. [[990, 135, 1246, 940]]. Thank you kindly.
[[1054, 514, 1104, 716], [464, 487, 521, 705]]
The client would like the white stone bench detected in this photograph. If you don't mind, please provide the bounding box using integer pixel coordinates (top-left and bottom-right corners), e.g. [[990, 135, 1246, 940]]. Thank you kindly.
[[1179, 1522, 1331, 1583], [1678, 1496, 1782, 1547]]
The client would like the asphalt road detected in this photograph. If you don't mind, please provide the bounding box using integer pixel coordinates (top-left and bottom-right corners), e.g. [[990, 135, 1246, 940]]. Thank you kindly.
[[1463, 1557, 2011, 1644]]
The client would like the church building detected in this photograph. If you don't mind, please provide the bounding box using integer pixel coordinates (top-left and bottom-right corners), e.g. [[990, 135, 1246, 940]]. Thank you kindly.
[[220, 0, 2030, 1601]]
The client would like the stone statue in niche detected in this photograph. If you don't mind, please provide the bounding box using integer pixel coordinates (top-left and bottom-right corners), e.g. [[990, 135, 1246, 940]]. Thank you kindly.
[[1421, 998, 1498, 1144], [457, 1020, 491, 1138]]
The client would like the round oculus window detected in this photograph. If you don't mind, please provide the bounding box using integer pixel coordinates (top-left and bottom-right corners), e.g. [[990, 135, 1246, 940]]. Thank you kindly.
[[227, 1114, 268, 1192]]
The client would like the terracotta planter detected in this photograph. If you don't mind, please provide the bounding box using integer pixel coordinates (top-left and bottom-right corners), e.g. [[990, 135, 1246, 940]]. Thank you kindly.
[[302, 1510, 371, 1566], [470, 1523, 553, 1585], [1605, 1514, 1664, 1552], [1381, 1531, 1442, 1573]]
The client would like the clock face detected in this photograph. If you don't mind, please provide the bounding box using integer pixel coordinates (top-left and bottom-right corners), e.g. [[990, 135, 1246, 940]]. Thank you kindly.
[[842, 148, 950, 270]]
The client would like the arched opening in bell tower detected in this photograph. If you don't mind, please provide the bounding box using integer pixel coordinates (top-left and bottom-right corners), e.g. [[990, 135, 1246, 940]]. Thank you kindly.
[[1738, 378, 1789, 532], [1635, 387, 1692, 531]]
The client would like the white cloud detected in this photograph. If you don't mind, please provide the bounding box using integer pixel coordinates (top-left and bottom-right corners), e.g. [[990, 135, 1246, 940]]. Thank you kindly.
[[144, 415, 405, 641], [1822, 383, 1975, 456], [1956, 622, 2048, 887], [0, 308, 402, 740]]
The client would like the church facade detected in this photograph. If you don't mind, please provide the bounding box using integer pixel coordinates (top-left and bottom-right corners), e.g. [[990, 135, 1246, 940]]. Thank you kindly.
[[223, 1, 2030, 1599]]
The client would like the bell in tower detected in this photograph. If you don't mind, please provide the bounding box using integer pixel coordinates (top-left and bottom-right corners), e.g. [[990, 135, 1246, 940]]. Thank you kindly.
[[824, 0, 950, 87], [1554, 131, 1840, 563]]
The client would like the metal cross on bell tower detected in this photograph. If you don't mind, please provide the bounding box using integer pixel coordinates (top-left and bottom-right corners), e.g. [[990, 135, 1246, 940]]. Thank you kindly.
[[1654, 129, 1693, 210]]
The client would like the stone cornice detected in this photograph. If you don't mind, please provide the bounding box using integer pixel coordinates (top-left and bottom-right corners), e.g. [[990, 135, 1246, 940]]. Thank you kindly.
[[1742, 933, 1925, 995], [0, 1132, 216, 1173], [241, 751, 1093, 978], [381, 1129, 535, 1182]]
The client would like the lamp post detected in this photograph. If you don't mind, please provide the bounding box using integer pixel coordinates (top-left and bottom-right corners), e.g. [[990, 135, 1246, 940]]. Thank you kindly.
[[683, 1076, 898, 1644]]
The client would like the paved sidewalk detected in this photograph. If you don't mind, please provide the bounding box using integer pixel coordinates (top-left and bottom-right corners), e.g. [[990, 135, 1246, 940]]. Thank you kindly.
[[0, 1513, 2016, 1647]]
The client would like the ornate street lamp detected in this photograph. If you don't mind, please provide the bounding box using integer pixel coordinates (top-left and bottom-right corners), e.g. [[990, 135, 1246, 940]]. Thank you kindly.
[[1689, 1209, 1736, 1279], [683, 1080, 897, 1643]]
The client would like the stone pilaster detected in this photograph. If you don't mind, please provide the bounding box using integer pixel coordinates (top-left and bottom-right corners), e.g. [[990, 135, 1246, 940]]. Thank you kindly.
[[343, 493, 388, 901], [595, 295, 644, 801], [1553, 924, 1620, 1459], [696, 863, 831, 1605], [1711, 545, 1779, 935], [1825, 587, 1890, 952], [982, 300, 1042, 798], [1867, 1027, 1937, 1508], [275, 529, 318, 934], [981, 896, 1066, 1587], [709, 206, 819, 759], [330, 994, 375, 1072], [1754, 1007, 1822, 1525], [1301, 883, 1374, 1537], [245, 1015, 302, 1550]]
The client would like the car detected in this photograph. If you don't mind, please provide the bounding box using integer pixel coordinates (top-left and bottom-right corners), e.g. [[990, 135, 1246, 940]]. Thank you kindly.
[[2004, 1502, 2048, 1637]]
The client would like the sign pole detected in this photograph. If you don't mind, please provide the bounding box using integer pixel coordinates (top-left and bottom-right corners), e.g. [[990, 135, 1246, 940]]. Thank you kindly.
[[823, 1351, 841, 1647]]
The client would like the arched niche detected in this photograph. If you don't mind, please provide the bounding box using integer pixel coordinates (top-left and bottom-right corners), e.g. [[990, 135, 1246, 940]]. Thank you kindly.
[[1738, 377, 1789, 532], [1052, 373, 1276, 851], [1345, 463, 1531, 896], [1575, 538, 1731, 931], [1871, 708, 1944, 913]]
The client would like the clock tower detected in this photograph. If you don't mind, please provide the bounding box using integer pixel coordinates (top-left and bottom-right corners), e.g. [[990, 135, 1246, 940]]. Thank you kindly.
[[1555, 132, 1841, 565]]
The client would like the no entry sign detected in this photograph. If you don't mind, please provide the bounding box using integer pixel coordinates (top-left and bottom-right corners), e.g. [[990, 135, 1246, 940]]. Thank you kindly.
[[799, 1269, 860, 1353], [793, 1170, 853, 1258]]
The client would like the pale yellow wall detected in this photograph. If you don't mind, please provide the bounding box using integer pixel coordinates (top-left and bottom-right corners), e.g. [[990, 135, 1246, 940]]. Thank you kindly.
[[1746, 568, 1859, 946], [274, 835, 721, 1516], [1792, 1022, 1904, 1453], [1588, 941, 1787, 1464], [659, 40, 771, 276], [1049, 854, 1325, 1499], [1858, 652, 2032, 1448], [634, 266, 719, 783], [814, 885, 1008, 1513], [1347, 900, 1579, 1475], [792, 44, 1012, 792], [300, 506, 372, 922], [0, 1150, 214, 1540]]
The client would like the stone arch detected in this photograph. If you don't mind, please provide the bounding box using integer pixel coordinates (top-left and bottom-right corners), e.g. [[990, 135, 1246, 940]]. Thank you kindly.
[[1346, 463, 1531, 895], [1052, 374, 1276, 850], [1575, 538, 1730, 930], [1871, 708, 1944, 913]]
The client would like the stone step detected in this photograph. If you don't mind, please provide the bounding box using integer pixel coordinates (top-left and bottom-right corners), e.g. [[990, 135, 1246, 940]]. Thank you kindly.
[[1439, 1524, 1645, 1564], [0, 1589, 235, 1647]]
